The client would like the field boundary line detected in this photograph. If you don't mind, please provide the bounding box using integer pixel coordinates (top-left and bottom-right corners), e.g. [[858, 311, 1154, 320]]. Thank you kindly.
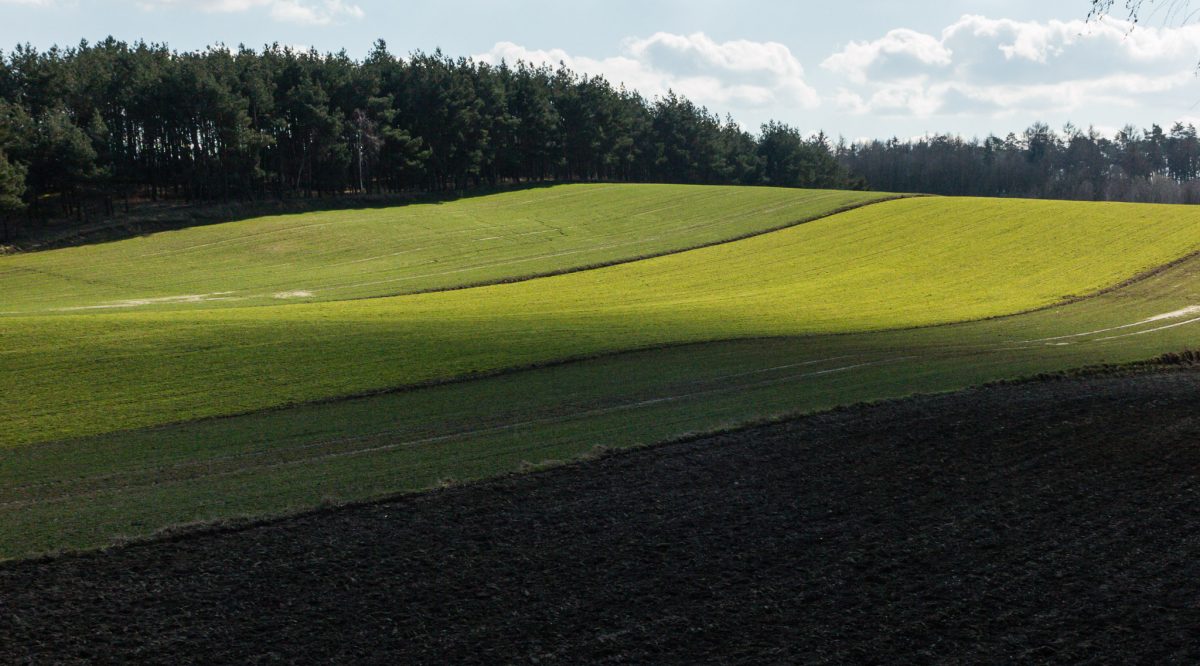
[[9, 336, 866, 450], [0, 356, 902, 510], [0, 191, 911, 315], [326, 193, 921, 303], [0, 356, 864, 498], [8, 360, 1198, 565], [0, 355, 863, 497]]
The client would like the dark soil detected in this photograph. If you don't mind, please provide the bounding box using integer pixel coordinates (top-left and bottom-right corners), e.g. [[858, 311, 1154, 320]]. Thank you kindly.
[[4, 369, 1200, 664]]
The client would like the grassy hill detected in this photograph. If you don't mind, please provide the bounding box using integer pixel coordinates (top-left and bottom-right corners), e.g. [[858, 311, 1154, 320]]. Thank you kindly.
[[3, 184, 1200, 557], [3, 194, 1199, 446], [0, 184, 891, 314]]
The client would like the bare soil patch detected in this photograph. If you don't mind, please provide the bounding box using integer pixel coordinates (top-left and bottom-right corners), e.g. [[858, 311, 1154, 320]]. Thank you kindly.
[[3, 368, 1200, 663]]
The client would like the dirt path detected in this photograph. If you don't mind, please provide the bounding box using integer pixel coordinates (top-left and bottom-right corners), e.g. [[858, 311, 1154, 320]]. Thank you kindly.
[[4, 368, 1200, 663]]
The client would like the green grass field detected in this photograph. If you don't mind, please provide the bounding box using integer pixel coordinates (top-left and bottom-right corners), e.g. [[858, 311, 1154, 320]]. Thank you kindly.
[[2, 183, 1200, 559], [3, 194, 1198, 446], [0, 184, 891, 313]]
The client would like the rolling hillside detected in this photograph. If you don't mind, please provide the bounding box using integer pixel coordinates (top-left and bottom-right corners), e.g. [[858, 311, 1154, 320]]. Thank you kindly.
[[3, 193, 1199, 446], [0, 185, 891, 313], [2, 184, 1200, 557]]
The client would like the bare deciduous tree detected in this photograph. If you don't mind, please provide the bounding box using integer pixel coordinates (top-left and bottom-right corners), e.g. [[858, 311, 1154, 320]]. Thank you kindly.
[[1089, 0, 1200, 26]]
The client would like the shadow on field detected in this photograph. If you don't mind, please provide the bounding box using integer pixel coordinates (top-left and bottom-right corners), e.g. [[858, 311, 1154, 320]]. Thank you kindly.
[[4, 366, 1200, 662], [7, 181, 566, 254]]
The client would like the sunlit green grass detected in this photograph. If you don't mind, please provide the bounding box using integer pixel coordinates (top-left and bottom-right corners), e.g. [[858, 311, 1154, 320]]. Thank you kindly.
[[3, 244, 1200, 559], [3, 195, 1198, 447], [0, 184, 890, 313]]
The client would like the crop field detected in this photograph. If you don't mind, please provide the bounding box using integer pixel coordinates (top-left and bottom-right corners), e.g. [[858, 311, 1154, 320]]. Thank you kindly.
[[6, 368, 1200, 662], [0, 184, 891, 313], [4, 193, 1199, 446], [2, 183, 1200, 558]]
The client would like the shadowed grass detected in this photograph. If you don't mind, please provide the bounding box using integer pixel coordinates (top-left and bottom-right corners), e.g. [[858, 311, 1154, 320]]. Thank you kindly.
[[0, 184, 892, 313], [3, 247, 1200, 559], [3, 195, 1198, 446]]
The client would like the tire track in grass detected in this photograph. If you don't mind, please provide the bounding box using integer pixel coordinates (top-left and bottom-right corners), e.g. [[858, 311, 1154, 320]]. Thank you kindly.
[[1017, 306, 1200, 344], [1096, 315, 1200, 340], [0, 356, 887, 509], [200, 309, 1200, 483], [0, 355, 863, 496], [5, 355, 860, 494], [1002, 305, 1200, 350], [11, 301, 1200, 511]]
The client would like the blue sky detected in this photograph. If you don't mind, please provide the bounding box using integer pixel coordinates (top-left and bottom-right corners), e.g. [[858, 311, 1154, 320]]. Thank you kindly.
[[3, 0, 1200, 141]]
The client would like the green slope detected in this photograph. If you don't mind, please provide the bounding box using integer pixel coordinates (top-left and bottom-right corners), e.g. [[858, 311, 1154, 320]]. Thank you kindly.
[[0, 184, 890, 314], [3, 195, 1199, 447], [3, 231, 1200, 559]]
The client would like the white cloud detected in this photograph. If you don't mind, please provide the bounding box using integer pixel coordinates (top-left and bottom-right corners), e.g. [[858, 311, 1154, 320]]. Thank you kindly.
[[821, 14, 1200, 119], [822, 28, 952, 84], [831, 88, 867, 114], [267, 0, 361, 24], [476, 32, 819, 113], [140, 0, 362, 25]]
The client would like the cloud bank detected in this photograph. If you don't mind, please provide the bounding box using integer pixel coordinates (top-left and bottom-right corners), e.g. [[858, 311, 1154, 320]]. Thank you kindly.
[[140, 0, 363, 25], [821, 15, 1200, 119], [476, 32, 819, 113]]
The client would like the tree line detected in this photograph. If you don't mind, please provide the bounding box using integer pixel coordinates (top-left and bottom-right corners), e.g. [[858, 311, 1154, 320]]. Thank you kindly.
[[3, 37, 1200, 243], [0, 38, 851, 238], [838, 122, 1200, 203]]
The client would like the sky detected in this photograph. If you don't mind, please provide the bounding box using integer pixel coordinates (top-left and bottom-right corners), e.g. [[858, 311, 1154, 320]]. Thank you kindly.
[[3, 0, 1200, 141]]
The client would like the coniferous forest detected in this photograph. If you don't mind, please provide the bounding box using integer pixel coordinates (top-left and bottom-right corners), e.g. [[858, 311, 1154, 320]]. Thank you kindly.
[[0, 38, 848, 231], [841, 123, 1200, 204], [2, 37, 1200, 240]]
